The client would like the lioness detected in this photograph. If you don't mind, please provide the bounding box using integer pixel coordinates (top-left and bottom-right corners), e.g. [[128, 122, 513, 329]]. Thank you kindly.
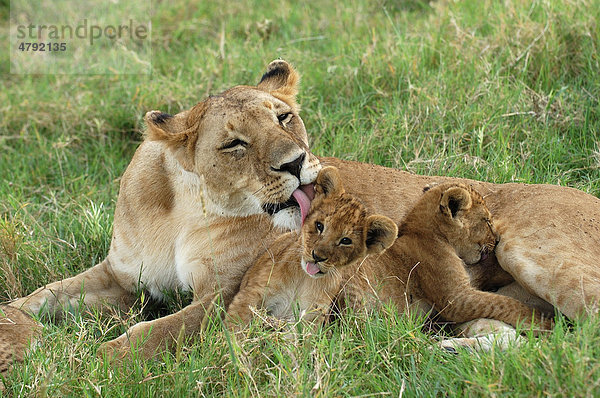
[[226, 166, 397, 327], [9, 60, 321, 359], [6, 60, 600, 359]]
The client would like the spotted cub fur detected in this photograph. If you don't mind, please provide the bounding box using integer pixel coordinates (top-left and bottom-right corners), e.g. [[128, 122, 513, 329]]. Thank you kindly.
[[226, 166, 398, 327]]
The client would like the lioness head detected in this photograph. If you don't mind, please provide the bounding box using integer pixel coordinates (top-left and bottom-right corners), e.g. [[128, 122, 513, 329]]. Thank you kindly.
[[423, 183, 499, 265], [300, 167, 398, 278], [144, 60, 320, 229]]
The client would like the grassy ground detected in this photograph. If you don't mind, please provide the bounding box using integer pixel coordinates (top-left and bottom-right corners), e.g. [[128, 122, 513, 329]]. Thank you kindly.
[[1, 0, 600, 395]]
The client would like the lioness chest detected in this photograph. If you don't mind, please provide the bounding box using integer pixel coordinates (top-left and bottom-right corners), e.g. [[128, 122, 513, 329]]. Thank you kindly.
[[111, 197, 278, 299], [107, 142, 284, 300]]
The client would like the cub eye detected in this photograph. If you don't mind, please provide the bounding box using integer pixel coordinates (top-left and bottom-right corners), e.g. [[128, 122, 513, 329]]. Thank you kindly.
[[220, 139, 247, 150], [277, 112, 292, 124], [315, 221, 324, 233], [339, 237, 352, 245]]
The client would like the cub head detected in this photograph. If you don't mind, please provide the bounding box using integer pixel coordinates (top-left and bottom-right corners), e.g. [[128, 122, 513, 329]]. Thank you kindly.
[[144, 60, 320, 229], [300, 167, 398, 278], [423, 183, 499, 265]]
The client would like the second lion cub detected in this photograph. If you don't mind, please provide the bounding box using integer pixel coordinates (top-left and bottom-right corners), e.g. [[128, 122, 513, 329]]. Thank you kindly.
[[226, 166, 398, 327], [395, 182, 551, 330], [340, 181, 552, 331]]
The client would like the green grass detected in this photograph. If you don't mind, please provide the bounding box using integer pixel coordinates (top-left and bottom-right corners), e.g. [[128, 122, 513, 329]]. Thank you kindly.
[[1, 0, 600, 395]]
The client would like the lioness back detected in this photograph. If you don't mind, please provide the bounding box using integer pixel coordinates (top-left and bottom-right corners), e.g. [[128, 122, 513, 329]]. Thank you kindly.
[[226, 167, 397, 327]]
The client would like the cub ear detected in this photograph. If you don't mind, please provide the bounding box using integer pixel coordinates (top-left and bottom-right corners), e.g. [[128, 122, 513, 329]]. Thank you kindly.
[[257, 60, 300, 99], [314, 166, 344, 197], [144, 102, 207, 171], [439, 186, 472, 219], [365, 215, 398, 255]]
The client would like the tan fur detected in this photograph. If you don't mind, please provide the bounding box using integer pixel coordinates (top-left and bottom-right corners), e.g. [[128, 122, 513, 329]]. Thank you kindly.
[[8, 60, 321, 360], [226, 167, 397, 328], [0, 305, 42, 377], [5, 60, 600, 359], [229, 178, 552, 333], [321, 157, 600, 321], [337, 183, 552, 331]]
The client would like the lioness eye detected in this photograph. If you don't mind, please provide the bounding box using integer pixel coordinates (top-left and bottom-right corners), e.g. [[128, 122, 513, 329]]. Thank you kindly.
[[339, 237, 352, 245], [315, 221, 324, 233], [220, 139, 247, 150], [277, 112, 292, 124]]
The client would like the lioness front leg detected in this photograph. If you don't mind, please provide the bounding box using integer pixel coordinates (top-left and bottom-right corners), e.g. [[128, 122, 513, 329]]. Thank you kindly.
[[97, 293, 217, 360], [99, 261, 242, 360], [9, 259, 136, 321]]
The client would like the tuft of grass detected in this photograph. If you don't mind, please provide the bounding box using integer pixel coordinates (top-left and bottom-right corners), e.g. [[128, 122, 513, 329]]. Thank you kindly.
[[1, 0, 600, 395]]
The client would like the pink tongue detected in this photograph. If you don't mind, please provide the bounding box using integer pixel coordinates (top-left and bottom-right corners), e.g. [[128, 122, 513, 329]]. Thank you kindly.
[[292, 184, 314, 226], [305, 261, 320, 276], [300, 183, 315, 201]]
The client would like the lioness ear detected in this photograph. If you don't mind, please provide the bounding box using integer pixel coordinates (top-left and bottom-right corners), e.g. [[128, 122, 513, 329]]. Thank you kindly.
[[315, 166, 344, 197], [365, 215, 398, 255], [257, 60, 300, 100], [439, 186, 472, 219], [144, 102, 207, 171], [145, 110, 189, 141]]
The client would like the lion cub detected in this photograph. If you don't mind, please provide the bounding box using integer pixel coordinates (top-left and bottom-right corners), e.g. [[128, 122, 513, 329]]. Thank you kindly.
[[343, 182, 552, 331], [226, 166, 398, 327]]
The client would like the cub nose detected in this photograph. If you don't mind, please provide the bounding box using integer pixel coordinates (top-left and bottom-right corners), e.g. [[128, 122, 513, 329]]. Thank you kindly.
[[312, 250, 327, 264], [275, 153, 305, 180]]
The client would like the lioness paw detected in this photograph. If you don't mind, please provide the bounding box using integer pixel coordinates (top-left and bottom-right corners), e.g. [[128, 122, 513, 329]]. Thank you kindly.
[[97, 322, 161, 362], [97, 333, 134, 363]]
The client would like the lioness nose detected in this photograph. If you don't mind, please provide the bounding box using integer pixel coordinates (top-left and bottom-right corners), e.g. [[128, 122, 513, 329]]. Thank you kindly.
[[312, 250, 327, 263], [277, 153, 305, 180]]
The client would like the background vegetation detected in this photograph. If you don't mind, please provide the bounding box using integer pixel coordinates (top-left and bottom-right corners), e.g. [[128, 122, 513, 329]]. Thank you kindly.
[[1, 0, 599, 395]]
